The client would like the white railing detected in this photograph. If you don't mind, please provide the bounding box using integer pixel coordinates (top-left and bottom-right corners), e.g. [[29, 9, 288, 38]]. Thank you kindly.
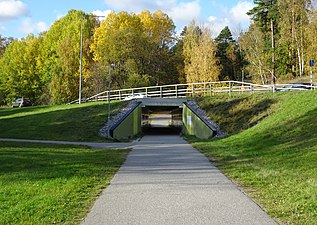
[[69, 81, 315, 104]]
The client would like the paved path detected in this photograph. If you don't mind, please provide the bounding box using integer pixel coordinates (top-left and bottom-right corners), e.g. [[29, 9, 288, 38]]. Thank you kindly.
[[82, 135, 277, 225]]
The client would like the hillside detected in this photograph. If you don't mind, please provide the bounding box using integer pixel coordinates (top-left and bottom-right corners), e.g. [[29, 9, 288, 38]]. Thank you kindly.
[[0, 101, 125, 141], [194, 91, 317, 224]]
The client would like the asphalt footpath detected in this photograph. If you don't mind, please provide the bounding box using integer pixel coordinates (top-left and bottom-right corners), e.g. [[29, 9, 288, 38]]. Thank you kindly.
[[82, 135, 277, 225]]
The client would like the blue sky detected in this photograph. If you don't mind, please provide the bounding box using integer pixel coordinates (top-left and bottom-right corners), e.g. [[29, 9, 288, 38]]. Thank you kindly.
[[0, 0, 254, 39]]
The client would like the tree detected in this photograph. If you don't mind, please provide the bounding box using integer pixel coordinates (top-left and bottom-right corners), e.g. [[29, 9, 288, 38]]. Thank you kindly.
[[170, 26, 187, 84], [305, 8, 317, 72], [91, 10, 179, 88], [183, 21, 220, 83], [0, 35, 43, 104], [0, 35, 14, 58], [239, 24, 271, 84], [215, 26, 241, 80], [40, 10, 96, 104], [139, 10, 176, 48], [278, 0, 312, 77], [248, 0, 279, 84]]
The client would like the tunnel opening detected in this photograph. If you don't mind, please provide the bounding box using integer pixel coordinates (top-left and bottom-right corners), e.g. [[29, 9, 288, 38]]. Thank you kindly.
[[142, 106, 183, 135]]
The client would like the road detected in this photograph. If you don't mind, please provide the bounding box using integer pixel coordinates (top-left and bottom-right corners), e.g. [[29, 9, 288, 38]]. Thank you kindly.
[[82, 135, 277, 225]]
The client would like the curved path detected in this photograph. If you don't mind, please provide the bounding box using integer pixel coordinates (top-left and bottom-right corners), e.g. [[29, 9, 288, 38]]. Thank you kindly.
[[82, 135, 277, 225]]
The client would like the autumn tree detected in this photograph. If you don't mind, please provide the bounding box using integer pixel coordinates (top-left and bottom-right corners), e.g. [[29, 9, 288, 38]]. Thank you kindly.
[[239, 24, 271, 84], [305, 8, 317, 70], [278, 0, 312, 77], [248, 0, 279, 84], [0, 35, 13, 58], [91, 10, 178, 88], [40, 10, 96, 104], [183, 22, 220, 83], [0, 35, 43, 104]]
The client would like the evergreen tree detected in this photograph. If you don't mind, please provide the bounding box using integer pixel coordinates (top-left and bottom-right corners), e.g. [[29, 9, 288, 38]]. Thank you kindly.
[[248, 0, 279, 84], [215, 26, 240, 80]]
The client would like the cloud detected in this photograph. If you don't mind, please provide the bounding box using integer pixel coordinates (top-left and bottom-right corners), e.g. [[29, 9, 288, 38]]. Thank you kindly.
[[169, 1, 200, 23], [204, 1, 254, 37], [19, 17, 49, 34], [103, 0, 158, 12], [0, 0, 28, 21], [230, 1, 254, 23], [206, 16, 230, 36], [91, 10, 112, 21], [101, 0, 252, 37]]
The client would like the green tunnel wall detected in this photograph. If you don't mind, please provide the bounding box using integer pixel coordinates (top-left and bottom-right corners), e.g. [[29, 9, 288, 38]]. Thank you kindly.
[[182, 103, 215, 139], [111, 104, 142, 140]]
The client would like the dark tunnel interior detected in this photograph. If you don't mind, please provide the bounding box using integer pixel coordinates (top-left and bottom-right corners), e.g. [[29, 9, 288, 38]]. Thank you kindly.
[[141, 106, 183, 135]]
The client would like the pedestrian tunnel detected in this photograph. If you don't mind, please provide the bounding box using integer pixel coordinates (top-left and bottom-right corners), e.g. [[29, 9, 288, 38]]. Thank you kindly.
[[109, 98, 217, 140]]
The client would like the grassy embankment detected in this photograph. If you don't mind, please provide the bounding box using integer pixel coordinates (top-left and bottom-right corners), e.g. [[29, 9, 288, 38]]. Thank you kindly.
[[0, 142, 130, 224], [0, 101, 125, 141], [193, 91, 317, 225], [0, 102, 130, 224]]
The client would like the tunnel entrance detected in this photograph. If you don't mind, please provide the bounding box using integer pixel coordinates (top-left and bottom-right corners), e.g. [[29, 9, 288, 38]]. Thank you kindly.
[[142, 106, 183, 135]]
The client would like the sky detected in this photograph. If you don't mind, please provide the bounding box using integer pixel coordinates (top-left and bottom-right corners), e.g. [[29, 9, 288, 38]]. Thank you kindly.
[[0, 0, 255, 39]]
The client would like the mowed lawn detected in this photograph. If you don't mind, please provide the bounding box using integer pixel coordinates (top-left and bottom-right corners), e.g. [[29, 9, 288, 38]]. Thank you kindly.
[[0, 101, 130, 224], [0, 101, 125, 141], [0, 141, 130, 224], [194, 91, 317, 225]]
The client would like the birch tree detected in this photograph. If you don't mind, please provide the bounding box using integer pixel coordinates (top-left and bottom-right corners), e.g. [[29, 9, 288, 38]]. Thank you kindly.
[[183, 22, 220, 83], [278, 0, 312, 77]]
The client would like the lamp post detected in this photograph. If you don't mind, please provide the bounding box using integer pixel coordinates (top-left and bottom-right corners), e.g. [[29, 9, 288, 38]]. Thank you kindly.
[[79, 18, 84, 104], [79, 15, 106, 104], [107, 63, 115, 137]]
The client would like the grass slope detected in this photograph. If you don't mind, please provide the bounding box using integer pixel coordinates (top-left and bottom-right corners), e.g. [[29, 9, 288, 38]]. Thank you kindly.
[[0, 142, 130, 224], [194, 91, 317, 225], [0, 101, 124, 141]]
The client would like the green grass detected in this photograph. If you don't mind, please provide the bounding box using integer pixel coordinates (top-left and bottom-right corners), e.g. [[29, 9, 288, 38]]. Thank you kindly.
[[196, 92, 278, 134], [193, 91, 317, 225], [0, 101, 125, 141], [0, 141, 130, 225]]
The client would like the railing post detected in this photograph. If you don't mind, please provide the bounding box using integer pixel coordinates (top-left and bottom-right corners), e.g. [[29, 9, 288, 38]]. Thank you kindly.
[[175, 85, 178, 98], [146, 88, 148, 98], [160, 86, 163, 98], [192, 84, 195, 97], [119, 90, 121, 100], [209, 84, 212, 96], [229, 81, 232, 97]]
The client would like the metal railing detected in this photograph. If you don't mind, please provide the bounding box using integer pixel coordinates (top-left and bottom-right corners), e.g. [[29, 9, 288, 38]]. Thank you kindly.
[[69, 81, 315, 104]]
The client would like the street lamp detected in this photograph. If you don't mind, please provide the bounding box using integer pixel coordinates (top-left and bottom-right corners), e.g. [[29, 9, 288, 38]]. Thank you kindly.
[[107, 63, 115, 137], [79, 15, 106, 104], [79, 17, 84, 104]]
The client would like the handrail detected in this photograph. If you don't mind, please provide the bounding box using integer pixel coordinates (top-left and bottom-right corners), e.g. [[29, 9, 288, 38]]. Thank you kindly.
[[69, 81, 316, 104]]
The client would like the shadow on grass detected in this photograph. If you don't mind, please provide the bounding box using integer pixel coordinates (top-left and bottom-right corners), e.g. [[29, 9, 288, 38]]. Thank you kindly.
[[0, 141, 130, 225], [195, 105, 317, 173], [197, 95, 277, 134], [0, 102, 124, 141], [0, 141, 127, 180]]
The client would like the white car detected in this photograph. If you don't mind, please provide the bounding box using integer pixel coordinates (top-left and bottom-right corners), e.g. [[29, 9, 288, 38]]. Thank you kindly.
[[123, 93, 145, 100]]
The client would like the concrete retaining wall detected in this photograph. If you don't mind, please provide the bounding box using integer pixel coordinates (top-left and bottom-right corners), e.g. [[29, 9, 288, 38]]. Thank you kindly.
[[182, 103, 215, 139], [110, 102, 142, 140]]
